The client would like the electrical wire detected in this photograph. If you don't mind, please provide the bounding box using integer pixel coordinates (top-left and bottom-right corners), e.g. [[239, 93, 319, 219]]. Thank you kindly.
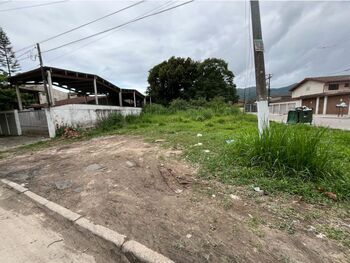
[[0, 0, 68, 13], [15, 0, 145, 53], [46, 0, 177, 63], [42, 0, 194, 54]]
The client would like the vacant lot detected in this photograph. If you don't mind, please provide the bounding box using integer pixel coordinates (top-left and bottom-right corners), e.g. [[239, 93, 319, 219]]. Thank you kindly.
[[1, 135, 349, 263]]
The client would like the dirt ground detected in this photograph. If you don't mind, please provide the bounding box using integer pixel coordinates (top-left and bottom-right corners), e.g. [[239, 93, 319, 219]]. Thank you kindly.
[[0, 135, 349, 263]]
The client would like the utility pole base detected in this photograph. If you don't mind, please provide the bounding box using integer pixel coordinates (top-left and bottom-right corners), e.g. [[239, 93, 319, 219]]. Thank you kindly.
[[256, 100, 270, 135]]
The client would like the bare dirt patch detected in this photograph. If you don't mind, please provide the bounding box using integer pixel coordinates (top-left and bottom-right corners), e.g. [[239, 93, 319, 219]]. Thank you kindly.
[[1, 135, 349, 263]]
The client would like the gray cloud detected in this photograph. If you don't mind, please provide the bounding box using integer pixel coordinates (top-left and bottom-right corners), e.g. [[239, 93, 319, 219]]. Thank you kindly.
[[1, 0, 350, 93]]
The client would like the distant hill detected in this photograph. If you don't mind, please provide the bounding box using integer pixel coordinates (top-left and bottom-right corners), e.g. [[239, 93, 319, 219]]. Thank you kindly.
[[237, 83, 297, 101]]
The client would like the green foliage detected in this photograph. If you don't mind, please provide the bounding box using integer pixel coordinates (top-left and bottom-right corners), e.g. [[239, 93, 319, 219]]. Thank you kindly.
[[143, 104, 170, 114], [0, 27, 20, 76], [146, 56, 238, 105], [169, 98, 190, 112], [97, 113, 125, 131]]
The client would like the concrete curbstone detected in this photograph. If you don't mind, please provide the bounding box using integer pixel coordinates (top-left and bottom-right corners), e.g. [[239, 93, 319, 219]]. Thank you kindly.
[[6, 181, 28, 193], [44, 201, 82, 222], [24, 191, 50, 206], [122, 240, 175, 263], [75, 218, 126, 248]]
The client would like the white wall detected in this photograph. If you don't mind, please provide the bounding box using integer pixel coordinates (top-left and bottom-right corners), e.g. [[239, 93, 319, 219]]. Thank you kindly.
[[292, 80, 324, 98], [46, 104, 142, 137], [269, 100, 301, 115]]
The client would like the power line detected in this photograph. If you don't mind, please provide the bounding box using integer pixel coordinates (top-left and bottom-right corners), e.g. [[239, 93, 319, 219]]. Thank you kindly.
[[42, 0, 194, 54], [15, 0, 145, 53], [0, 0, 68, 13], [46, 0, 178, 63]]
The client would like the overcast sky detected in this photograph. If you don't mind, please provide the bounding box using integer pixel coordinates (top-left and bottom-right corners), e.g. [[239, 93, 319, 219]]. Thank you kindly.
[[1, 0, 350, 93]]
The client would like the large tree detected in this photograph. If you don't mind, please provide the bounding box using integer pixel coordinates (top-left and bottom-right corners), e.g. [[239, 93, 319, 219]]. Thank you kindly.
[[0, 27, 20, 76], [146, 57, 238, 105], [147, 57, 198, 105]]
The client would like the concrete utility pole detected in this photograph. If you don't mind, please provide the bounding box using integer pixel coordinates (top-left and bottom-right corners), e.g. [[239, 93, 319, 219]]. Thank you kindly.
[[266, 73, 272, 105], [250, 0, 269, 134], [36, 43, 51, 107]]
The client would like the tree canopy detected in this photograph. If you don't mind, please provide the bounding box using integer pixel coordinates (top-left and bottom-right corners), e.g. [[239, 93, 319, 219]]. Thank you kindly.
[[146, 57, 238, 105], [0, 27, 20, 76]]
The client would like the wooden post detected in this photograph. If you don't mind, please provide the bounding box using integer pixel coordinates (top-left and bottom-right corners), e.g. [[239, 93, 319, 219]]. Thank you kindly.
[[150, 96, 152, 105], [46, 70, 55, 106], [119, 90, 123, 107], [15, 86, 23, 111], [93, 76, 98, 105], [133, 91, 136, 107]]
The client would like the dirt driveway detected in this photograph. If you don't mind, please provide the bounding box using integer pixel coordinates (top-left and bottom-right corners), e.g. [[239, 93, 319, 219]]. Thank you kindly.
[[0, 135, 349, 262]]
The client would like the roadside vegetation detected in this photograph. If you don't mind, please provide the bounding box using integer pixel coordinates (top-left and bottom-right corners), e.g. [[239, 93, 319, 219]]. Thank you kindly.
[[90, 98, 350, 203]]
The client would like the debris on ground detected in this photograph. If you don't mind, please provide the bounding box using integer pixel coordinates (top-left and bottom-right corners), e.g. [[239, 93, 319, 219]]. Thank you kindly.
[[84, 163, 103, 172], [194, 143, 203, 146], [316, 233, 326, 239], [175, 189, 183, 194], [325, 192, 337, 201], [253, 186, 265, 195], [226, 139, 235, 144], [60, 127, 80, 138], [186, 234, 192, 239], [197, 133, 203, 137], [203, 150, 210, 153], [155, 139, 166, 143], [126, 160, 137, 168], [230, 194, 240, 200]]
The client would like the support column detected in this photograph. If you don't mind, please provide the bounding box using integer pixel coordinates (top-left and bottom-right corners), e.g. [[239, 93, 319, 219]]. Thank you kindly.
[[93, 76, 98, 105], [323, 96, 328, 115], [133, 91, 136, 107], [15, 86, 23, 111], [315, 97, 320, 114], [46, 70, 55, 106], [143, 97, 146, 106], [119, 90, 123, 107]]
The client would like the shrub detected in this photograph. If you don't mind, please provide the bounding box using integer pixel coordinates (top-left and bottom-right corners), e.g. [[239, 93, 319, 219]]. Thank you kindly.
[[143, 104, 169, 114], [169, 98, 190, 112], [97, 113, 124, 131]]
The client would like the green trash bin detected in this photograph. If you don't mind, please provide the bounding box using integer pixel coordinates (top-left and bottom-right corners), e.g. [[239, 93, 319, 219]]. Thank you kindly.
[[287, 107, 313, 124]]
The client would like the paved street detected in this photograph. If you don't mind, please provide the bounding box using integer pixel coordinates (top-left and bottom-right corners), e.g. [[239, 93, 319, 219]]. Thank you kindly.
[[0, 184, 96, 263], [269, 114, 350, 130]]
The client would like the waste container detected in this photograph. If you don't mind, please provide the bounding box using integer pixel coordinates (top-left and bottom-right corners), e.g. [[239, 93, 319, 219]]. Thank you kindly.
[[287, 106, 313, 124]]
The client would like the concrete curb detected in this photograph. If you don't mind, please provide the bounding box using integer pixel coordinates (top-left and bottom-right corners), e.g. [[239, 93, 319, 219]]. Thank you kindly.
[[1, 179, 174, 263]]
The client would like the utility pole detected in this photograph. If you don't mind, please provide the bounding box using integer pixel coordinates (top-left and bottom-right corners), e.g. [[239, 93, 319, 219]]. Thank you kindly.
[[266, 73, 272, 105], [250, 0, 269, 134], [36, 43, 51, 107]]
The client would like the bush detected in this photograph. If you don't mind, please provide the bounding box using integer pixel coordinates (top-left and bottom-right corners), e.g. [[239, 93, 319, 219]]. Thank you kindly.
[[97, 113, 124, 131], [143, 104, 169, 114], [169, 98, 190, 112]]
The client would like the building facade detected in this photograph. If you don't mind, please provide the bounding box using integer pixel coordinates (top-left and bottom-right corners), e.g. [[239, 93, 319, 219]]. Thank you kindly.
[[290, 75, 350, 115]]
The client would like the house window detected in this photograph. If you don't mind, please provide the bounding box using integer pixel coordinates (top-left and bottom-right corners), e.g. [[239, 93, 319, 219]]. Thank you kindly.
[[329, 83, 339, 90], [345, 83, 349, 88]]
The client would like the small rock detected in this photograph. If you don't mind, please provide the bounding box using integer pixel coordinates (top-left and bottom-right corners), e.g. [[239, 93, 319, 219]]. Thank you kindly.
[[126, 161, 137, 168], [307, 226, 316, 232], [197, 133, 203, 137], [160, 163, 164, 167], [316, 233, 326, 239], [85, 163, 103, 172], [175, 189, 183, 194], [212, 194, 216, 198], [230, 194, 240, 200], [55, 180, 72, 190], [186, 234, 192, 239]]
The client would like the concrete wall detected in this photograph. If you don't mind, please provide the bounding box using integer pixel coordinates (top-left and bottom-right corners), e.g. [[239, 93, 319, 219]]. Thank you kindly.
[[269, 100, 300, 115], [18, 110, 49, 136], [292, 80, 324, 98], [0, 110, 22, 136], [47, 104, 142, 137]]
